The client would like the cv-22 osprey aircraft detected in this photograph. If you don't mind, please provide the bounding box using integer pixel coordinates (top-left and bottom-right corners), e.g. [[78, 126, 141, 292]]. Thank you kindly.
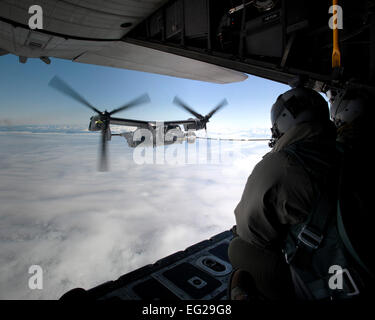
[[49, 76, 228, 171]]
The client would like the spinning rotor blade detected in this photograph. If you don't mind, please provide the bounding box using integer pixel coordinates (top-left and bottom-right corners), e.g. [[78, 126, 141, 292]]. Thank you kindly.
[[109, 94, 151, 115], [173, 96, 204, 120], [99, 125, 109, 172], [206, 99, 228, 119], [48, 76, 101, 114]]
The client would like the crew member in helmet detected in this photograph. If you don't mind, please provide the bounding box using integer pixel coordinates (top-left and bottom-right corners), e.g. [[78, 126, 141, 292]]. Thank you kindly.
[[329, 88, 371, 147], [329, 88, 375, 284], [228, 87, 338, 300]]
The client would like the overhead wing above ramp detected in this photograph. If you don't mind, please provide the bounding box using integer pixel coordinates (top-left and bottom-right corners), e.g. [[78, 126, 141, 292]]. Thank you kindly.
[[74, 41, 248, 83], [0, 0, 247, 84]]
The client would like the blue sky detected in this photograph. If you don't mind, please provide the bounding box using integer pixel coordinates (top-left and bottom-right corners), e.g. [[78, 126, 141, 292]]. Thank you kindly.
[[0, 54, 288, 129]]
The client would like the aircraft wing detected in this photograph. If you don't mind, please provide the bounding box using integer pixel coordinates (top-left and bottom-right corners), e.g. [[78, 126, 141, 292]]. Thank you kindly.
[[0, 1, 247, 84], [163, 120, 196, 126], [110, 117, 196, 128], [109, 117, 150, 129]]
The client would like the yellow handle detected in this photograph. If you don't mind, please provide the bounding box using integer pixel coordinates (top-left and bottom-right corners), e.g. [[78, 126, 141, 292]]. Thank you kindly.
[[332, 0, 341, 68]]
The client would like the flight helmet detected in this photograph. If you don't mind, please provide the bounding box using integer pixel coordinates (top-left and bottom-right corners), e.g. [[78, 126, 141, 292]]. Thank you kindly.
[[269, 87, 329, 147], [329, 89, 367, 128]]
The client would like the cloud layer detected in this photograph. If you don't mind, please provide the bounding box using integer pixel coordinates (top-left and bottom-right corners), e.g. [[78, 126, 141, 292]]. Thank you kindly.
[[0, 127, 269, 299]]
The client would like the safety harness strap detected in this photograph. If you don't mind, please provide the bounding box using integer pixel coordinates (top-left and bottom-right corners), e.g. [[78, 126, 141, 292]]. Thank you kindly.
[[298, 188, 332, 250], [283, 144, 335, 260]]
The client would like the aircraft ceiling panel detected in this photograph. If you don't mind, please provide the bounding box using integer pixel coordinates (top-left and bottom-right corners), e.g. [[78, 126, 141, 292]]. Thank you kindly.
[[0, 0, 166, 39]]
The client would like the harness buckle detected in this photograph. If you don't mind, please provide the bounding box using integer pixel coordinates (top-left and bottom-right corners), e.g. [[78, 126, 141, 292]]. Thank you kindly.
[[341, 268, 360, 297], [297, 225, 323, 249]]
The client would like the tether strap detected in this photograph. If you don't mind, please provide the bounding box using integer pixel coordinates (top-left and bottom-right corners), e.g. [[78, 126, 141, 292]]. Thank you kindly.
[[297, 187, 333, 250], [283, 145, 334, 254]]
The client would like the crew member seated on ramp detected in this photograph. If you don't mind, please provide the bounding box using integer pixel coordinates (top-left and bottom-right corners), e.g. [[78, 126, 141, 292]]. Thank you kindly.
[[329, 88, 375, 288], [227, 86, 370, 301]]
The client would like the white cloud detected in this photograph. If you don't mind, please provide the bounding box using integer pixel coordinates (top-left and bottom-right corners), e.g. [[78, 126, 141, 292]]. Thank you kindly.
[[0, 127, 270, 299]]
